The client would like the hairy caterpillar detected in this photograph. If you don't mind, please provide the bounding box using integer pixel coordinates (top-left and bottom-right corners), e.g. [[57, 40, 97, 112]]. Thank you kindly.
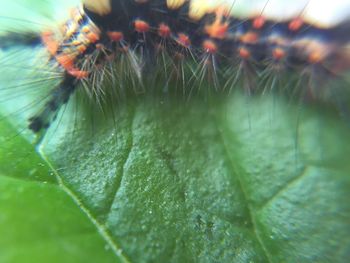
[[0, 0, 350, 141]]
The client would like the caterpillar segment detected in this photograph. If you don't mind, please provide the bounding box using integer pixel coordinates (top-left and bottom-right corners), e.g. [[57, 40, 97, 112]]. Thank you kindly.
[[0, 0, 349, 134]]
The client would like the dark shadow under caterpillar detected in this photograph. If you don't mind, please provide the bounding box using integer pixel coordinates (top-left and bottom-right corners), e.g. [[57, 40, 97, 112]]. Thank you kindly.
[[0, 0, 350, 136]]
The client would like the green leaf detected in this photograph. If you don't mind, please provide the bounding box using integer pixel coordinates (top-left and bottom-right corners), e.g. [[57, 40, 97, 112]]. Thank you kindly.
[[2, 58, 350, 263], [0, 119, 124, 263], [37, 93, 349, 263]]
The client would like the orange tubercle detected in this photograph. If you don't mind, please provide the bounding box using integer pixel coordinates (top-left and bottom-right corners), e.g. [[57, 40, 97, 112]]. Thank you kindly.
[[68, 69, 89, 79], [56, 54, 75, 69], [158, 23, 171, 38], [272, 48, 286, 60], [177, 33, 191, 48], [107, 31, 124, 42], [202, 40, 218, 54], [41, 31, 59, 55], [289, 17, 303, 31], [87, 32, 100, 43], [82, 26, 90, 33], [253, 16, 265, 29], [238, 47, 251, 59], [56, 54, 89, 79], [134, 19, 150, 33], [205, 7, 229, 39], [308, 51, 324, 64], [239, 32, 259, 44], [77, 45, 87, 53]]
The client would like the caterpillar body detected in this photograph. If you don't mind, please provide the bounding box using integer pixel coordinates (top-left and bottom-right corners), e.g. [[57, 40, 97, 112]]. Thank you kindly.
[[0, 0, 350, 137]]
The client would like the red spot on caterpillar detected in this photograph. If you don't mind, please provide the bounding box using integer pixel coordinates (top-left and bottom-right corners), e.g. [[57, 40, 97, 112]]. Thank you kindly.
[[177, 33, 191, 47], [239, 32, 259, 44], [238, 47, 251, 59], [134, 19, 150, 33], [205, 7, 229, 39], [86, 32, 100, 43], [56, 54, 75, 69], [202, 40, 218, 54], [158, 23, 171, 38], [289, 17, 304, 31], [82, 26, 90, 33], [253, 16, 266, 29], [81, 24, 101, 43], [272, 48, 286, 60], [41, 31, 58, 55], [68, 69, 89, 79], [107, 31, 124, 42], [56, 54, 88, 79], [77, 45, 87, 53], [308, 51, 324, 64]]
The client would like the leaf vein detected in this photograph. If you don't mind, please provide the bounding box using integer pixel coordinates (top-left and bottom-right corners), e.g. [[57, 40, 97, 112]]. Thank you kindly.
[[258, 166, 308, 209], [41, 152, 132, 263], [215, 122, 274, 263], [104, 109, 135, 219]]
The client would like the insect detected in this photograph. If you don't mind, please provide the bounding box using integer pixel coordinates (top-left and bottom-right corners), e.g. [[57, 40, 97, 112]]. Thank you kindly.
[[0, 0, 350, 140]]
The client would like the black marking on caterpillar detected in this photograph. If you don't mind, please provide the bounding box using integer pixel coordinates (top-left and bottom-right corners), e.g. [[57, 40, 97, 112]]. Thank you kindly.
[[28, 73, 77, 133], [0, 0, 350, 138]]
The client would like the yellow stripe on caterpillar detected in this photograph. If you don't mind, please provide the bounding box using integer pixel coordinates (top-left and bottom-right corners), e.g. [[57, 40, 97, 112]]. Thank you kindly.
[[82, 0, 112, 16]]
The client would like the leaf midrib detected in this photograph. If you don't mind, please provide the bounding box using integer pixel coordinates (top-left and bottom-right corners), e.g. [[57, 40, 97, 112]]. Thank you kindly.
[[215, 117, 274, 263], [41, 150, 131, 263]]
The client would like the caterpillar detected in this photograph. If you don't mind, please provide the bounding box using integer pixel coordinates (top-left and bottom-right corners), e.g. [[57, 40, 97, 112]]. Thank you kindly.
[[0, 0, 350, 139]]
